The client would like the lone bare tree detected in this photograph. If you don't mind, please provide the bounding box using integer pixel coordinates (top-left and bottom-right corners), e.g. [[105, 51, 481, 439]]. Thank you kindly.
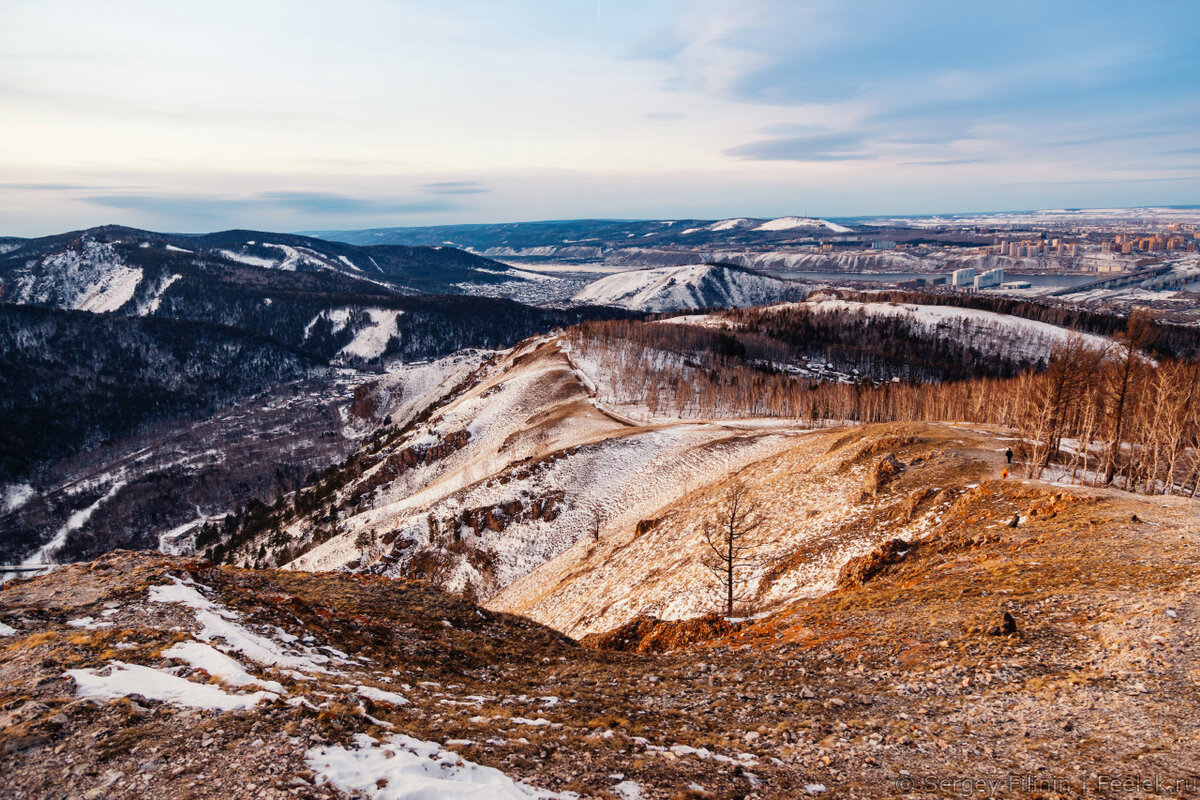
[[702, 482, 766, 617]]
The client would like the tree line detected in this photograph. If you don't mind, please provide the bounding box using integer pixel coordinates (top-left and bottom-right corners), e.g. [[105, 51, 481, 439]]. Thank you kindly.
[[569, 308, 1200, 497]]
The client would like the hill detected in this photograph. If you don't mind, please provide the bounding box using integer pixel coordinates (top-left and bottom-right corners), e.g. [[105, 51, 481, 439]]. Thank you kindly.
[[1, 462, 1196, 798], [571, 263, 807, 312], [0, 225, 521, 302], [304, 217, 857, 253]]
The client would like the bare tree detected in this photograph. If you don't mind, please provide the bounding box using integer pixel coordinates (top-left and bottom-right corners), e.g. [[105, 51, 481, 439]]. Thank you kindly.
[[701, 482, 767, 617], [1102, 310, 1155, 485]]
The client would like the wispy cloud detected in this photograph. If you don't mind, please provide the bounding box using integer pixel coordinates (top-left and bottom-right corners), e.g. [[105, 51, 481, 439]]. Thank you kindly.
[[420, 181, 489, 195], [84, 192, 461, 220], [256, 191, 460, 214], [0, 182, 101, 191], [724, 132, 871, 162]]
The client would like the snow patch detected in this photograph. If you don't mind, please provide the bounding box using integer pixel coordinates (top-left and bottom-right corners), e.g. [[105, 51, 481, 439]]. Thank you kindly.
[[10, 237, 142, 313], [357, 685, 409, 706], [65, 662, 278, 710], [21, 480, 127, 567], [163, 640, 285, 693], [1, 483, 35, 514], [340, 310, 402, 360], [307, 733, 571, 800]]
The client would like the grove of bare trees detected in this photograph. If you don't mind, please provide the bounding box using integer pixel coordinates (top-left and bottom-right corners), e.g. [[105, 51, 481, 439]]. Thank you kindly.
[[569, 307, 1200, 498]]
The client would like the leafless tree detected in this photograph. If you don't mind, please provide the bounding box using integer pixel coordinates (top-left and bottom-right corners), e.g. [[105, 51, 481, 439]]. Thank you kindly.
[[1102, 310, 1155, 485], [702, 482, 767, 617]]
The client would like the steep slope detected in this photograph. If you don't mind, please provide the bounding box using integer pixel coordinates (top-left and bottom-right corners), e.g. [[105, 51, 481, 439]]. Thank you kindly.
[[490, 422, 1010, 636], [571, 263, 806, 312], [0, 304, 322, 486], [0, 368, 378, 567], [3, 472, 1197, 798], [275, 338, 808, 598]]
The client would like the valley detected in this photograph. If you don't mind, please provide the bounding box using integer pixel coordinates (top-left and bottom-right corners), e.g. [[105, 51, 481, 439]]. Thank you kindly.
[[2, 213, 1199, 799]]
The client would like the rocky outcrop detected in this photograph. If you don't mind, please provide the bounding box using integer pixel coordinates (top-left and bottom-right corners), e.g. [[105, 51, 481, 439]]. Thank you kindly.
[[836, 538, 913, 587], [861, 454, 906, 497]]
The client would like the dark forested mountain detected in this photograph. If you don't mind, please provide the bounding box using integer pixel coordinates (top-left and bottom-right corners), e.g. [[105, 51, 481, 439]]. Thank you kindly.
[[0, 225, 522, 308], [0, 303, 321, 483], [304, 216, 859, 253]]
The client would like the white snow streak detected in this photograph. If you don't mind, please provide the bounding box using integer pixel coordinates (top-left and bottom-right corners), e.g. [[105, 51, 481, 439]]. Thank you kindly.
[[307, 733, 570, 800]]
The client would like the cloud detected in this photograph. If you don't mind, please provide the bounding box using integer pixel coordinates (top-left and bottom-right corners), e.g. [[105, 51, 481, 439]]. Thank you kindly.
[[256, 191, 459, 214], [84, 192, 460, 218], [420, 181, 489, 195], [901, 157, 998, 166], [0, 182, 101, 191], [724, 132, 871, 162]]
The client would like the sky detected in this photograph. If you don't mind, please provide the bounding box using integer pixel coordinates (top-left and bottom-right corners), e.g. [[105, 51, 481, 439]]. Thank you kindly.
[[2, 0, 1198, 236]]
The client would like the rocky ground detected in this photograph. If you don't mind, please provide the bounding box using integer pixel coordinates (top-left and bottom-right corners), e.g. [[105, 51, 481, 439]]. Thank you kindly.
[[2, 467, 1198, 798]]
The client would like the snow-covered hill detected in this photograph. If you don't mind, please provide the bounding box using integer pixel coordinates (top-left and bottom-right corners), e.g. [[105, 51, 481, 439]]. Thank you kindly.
[[571, 263, 806, 312], [282, 339, 806, 601], [5, 237, 145, 313], [753, 216, 852, 234], [802, 297, 1113, 359]]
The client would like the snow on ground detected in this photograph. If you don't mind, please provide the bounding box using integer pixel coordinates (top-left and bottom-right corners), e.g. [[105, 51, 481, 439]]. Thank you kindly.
[[300, 307, 403, 361], [149, 577, 340, 675], [217, 249, 277, 268], [74, 264, 141, 312], [307, 733, 571, 800], [21, 480, 128, 567], [802, 298, 1112, 360], [65, 662, 278, 710], [259, 242, 304, 270], [135, 272, 182, 315], [572, 264, 800, 312], [0, 621, 17, 636], [156, 512, 222, 555], [490, 426, 861, 637], [708, 218, 753, 232], [148, 578, 226, 613], [9, 237, 142, 313], [289, 339, 807, 607], [612, 780, 644, 800], [1, 483, 36, 514], [340, 309, 402, 360], [163, 641, 285, 693], [357, 685, 409, 706], [195, 603, 337, 674], [752, 217, 851, 234]]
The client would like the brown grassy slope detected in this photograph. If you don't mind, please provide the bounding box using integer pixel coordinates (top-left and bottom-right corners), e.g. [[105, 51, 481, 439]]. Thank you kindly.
[[2, 457, 1198, 799]]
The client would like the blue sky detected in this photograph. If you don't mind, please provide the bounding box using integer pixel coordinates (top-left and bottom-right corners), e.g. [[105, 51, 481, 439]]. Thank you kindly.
[[2, 0, 1198, 235]]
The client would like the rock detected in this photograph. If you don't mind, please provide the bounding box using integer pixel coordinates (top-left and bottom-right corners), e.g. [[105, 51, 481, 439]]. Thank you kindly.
[[861, 454, 906, 497], [1007, 514, 1019, 528], [987, 611, 1018, 637], [837, 538, 912, 588]]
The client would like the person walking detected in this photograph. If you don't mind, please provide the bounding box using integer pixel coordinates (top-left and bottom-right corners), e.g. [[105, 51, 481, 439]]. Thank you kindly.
[[1005, 448, 1013, 464]]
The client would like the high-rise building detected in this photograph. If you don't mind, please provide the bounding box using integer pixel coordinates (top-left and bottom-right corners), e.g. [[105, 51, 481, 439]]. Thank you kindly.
[[974, 268, 1004, 289], [952, 267, 976, 287]]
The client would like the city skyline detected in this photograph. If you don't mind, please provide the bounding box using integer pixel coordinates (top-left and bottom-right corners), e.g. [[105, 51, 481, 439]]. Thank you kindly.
[[2, 0, 1198, 236]]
